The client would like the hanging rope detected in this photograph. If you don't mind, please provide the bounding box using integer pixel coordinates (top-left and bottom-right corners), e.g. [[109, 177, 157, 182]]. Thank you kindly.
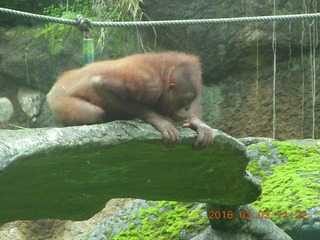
[[272, 0, 277, 139], [1, 7, 320, 28]]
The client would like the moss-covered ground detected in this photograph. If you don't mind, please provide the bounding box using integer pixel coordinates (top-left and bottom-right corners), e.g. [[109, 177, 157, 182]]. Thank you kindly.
[[108, 201, 208, 239], [247, 140, 320, 224]]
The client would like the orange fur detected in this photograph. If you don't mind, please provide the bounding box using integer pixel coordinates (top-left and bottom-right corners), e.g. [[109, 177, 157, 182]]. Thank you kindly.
[[47, 52, 213, 147]]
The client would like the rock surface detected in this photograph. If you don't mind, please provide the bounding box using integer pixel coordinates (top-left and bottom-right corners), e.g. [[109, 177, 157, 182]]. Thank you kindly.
[[243, 138, 320, 240], [0, 121, 261, 225], [79, 138, 319, 240], [82, 199, 209, 240], [0, 198, 133, 240], [82, 200, 292, 240], [204, 204, 292, 240], [17, 87, 44, 119], [0, 97, 13, 123]]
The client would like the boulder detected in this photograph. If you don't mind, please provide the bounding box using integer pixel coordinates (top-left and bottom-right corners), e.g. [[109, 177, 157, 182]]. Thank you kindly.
[[0, 121, 261, 225]]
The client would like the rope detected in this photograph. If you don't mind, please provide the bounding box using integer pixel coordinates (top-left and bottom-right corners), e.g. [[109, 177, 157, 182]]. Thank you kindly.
[[0, 7, 77, 25], [1, 7, 320, 28], [92, 13, 320, 27], [272, 0, 277, 139]]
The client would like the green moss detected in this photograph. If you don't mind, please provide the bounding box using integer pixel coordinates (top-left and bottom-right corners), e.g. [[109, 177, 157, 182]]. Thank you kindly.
[[248, 142, 271, 156], [247, 144, 257, 150], [259, 170, 267, 177], [111, 201, 207, 239], [129, 222, 136, 230], [188, 209, 202, 221], [148, 206, 159, 216], [129, 237, 140, 240], [247, 158, 261, 176], [139, 208, 148, 218], [104, 231, 112, 237], [251, 141, 320, 224]]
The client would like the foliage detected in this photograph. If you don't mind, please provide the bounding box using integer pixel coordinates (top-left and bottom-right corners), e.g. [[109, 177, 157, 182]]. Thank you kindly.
[[93, 0, 144, 21], [36, 0, 144, 56], [43, 0, 92, 18], [35, 21, 77, 56], [92, 0, 144, 53], [107, 0, 144, 21], [36, 0, 92, 55]]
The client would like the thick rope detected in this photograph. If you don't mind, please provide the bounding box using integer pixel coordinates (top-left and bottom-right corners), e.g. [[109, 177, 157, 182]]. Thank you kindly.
[[1, 7, 320, 28], [0, 7, 77, 25], [92, 13, 320, 27]]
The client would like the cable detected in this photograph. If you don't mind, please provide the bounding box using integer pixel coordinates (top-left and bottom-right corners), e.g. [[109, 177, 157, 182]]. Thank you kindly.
[[1, 7, 320, 28]]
